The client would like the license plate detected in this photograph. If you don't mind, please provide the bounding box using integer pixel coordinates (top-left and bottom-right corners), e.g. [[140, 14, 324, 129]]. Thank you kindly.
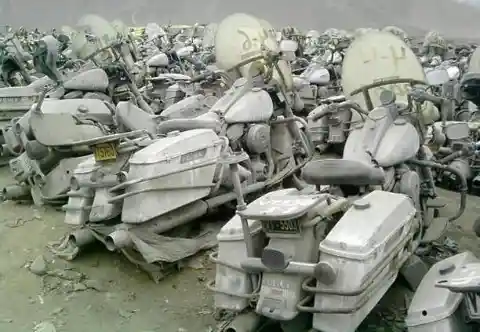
[[0, 96, 37, 103], [262, 219, 301, 234], [0, 97, 19, 103], [93, 143, 117, 162]]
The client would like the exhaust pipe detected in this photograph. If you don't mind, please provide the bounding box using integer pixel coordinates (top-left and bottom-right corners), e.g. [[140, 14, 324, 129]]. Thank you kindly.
[[105, 230, 132, 251], [104, 182, 266, 251], [2, 184, 31, 201], [223, 311, 261, 332], [69, 228, 96, 247]]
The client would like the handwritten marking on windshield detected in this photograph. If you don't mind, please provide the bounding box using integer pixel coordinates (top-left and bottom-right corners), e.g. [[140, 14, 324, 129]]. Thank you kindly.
[[359, 44, 407, 73], [237, 27, 269, 52]]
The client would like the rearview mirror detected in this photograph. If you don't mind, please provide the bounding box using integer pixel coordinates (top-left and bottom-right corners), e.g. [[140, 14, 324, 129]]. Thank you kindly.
[[425, 68, 450, 86], [444, 122, 470, 140]]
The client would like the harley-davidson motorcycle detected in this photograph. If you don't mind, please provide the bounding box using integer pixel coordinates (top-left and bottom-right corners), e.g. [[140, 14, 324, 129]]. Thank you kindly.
[[58, 13, 313, 282], [0, 33, 35, 87], [208, 29, 468, 332], [2, 16, 156, 205]]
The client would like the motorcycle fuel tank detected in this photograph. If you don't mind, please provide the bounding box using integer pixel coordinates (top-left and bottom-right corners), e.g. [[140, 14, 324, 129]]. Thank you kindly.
[[146, 53, 169, 67], [374, 118, 420, 167], [223, 88, 274, 124], [301, 65, 330, 86], [63, 68, 109, 92]]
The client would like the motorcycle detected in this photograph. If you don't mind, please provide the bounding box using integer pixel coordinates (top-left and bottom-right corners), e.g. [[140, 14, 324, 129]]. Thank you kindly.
[[2, 18, 156, 205], [59, 13, 313, 282], [0, 33, 35, 87], [208, 30, 467, 332]]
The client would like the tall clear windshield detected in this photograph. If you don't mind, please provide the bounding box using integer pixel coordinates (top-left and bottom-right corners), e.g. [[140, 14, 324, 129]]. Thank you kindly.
[[202, 23, 217, 49], [342, 31, 426, 110], [61, 25, 77, 39], [145, 23, 166, 41], [215, 13, 293, 90], [1, 33, 28, 60], [111, 19, 130, 39], [468, 47, 480, 73], [215, 13, 278, 72], [71, 14, 119, 62]]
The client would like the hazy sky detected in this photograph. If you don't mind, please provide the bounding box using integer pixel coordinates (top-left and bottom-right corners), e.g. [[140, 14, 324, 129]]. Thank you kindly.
[[1, 0, 480, 40]]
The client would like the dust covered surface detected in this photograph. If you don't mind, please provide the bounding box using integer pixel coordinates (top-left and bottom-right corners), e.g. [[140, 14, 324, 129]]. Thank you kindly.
[[0, 168, 215, 332], [0, 164, 479, 332]]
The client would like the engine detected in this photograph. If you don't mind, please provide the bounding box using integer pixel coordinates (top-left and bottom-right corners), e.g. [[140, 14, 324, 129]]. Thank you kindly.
[[226, 123, 272, 182]]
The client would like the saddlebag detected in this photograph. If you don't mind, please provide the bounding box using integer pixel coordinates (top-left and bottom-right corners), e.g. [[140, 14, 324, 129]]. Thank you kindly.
[[121, 129, 223, 224], [312, 190, 416, 332], [213, 214, 265, 312]]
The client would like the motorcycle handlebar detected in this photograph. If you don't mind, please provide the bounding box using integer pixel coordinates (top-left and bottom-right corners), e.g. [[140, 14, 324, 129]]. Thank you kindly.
[[408, 89, 444, 105]]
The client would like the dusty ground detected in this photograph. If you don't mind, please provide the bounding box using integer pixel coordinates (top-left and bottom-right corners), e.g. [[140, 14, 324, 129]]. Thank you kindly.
[[0, 166, 479, 332], [0, 167, 216, 332]]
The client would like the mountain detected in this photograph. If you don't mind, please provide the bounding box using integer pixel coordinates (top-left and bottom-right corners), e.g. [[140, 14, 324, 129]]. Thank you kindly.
[[2, 0, 480, 40]]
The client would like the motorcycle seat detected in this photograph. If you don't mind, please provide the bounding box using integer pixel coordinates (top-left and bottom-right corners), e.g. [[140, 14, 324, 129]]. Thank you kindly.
[[302, 159, 385, 186]]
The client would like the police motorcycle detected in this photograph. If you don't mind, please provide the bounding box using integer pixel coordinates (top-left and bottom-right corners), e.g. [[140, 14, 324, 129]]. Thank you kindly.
[[58, 13, 314, 282], [427, 47, 480, 194], [208, 31, 467, 332], [2, 15, 156, 205], [0, 32, 35, 87]]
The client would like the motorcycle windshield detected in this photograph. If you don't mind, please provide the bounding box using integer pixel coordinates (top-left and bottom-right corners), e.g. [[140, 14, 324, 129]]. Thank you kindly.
[[111, 19, 130, 39], [215, 13, 278, 72], [202, 23, 217, 48], [61, 25, 77, 39], [145, 23, 166, 40], [72, 14, 118, 61], [215, 13, 292, 90], [468, 47, 480, 73], [4, 35, 27, 60], [342, 31, 425, 110]]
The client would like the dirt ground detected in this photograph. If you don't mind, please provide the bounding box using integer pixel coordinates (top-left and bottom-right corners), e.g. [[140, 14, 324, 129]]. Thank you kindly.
[[0, 166, 479, 332]]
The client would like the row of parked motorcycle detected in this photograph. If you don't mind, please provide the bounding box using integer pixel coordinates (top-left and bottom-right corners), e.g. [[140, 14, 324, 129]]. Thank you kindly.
[[1, 11, 480, 332]]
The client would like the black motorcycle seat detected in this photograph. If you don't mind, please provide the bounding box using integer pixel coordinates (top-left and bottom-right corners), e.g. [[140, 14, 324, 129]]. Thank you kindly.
[[302, 159, 385, 186]]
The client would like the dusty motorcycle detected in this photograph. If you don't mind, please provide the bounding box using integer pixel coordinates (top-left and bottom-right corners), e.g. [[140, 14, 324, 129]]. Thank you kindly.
[[59, 13, 313, 282], [0, 34, 35, 87], [3, 20, 155, 205], [432, 47, 480, 193], [2, 35, 115, 204], [209, 31, 467, 332]]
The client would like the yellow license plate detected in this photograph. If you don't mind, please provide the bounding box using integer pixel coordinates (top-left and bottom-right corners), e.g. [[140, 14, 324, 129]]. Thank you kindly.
[[93, 143, 117, 162]]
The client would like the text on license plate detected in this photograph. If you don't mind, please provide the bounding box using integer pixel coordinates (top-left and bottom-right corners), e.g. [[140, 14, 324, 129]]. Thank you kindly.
[[262, 219, 301, 234], [93, 143, 117, 161], [0, 96, 37, 103]]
